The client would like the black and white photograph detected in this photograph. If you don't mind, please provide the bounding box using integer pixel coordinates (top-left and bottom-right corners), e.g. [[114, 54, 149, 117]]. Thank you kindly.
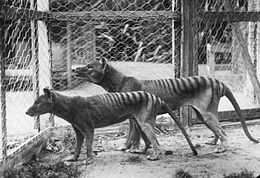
[[0, 0, 260, 177]]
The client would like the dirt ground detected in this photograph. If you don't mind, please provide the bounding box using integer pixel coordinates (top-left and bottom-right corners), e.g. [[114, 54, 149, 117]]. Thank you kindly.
[[5, 122, 260, 178]]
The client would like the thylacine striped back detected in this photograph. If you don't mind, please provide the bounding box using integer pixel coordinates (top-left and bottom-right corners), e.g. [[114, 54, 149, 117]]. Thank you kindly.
[[143, 76, 227, 97], [96, 91, 163, 113]]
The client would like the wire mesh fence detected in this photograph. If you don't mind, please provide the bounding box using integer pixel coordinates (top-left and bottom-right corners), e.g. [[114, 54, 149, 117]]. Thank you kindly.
[[193, 0, 260, 115], [49, 0, 181, 90], [0, 0, 52, 160], [1, 0, 260, 163], [1, 1, 38, 159], [0, 0, 180, 161]]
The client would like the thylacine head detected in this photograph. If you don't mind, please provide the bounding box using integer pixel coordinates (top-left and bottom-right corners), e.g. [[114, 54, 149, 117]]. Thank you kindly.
[[26, 88, 54, 117], [73, 58, 108, 84]]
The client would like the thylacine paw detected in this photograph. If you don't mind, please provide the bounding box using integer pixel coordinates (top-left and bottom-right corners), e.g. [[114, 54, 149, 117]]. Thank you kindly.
[[65, 155, 78, 162]]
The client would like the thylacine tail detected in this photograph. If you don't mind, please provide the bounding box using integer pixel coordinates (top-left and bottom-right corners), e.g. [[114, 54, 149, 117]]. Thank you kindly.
[[223, 84, 259, 143], [161, 101, 198, 155]]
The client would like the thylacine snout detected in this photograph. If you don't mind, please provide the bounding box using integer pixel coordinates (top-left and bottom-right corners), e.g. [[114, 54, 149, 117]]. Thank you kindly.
[[72, 66, 90, 78], [25, 107, 36, 117], [26, 104, 48, 117], [25, 89, 54, 117], [26, 102, 41, 117]]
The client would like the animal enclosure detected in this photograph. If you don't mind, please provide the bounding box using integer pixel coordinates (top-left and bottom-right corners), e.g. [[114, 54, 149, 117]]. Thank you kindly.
[[1, 0, 260, 176]]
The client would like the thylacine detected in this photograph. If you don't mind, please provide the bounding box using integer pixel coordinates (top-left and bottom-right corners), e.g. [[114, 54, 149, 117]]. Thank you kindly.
[[74, 59, 259, 152], [26, 88, 197, 164]]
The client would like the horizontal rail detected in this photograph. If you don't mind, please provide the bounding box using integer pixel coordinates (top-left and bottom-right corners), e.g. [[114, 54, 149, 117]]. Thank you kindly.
[[191, 108, 260, 124], [51, 11, 180, 21], [0, 70, 33, 77], [0, 128, 51, 176], [3, 5, 260, 22], [197, 11, 260, 22], [1, 5, 49, 20], [1, 5, 181, 21]]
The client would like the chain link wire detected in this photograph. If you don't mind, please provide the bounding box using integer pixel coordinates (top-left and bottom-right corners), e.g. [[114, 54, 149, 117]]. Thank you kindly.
[[194, 0, 260, 112], [0, 0, 51, 158], [1, 0, 179, 159], [49, 0, 180, 90], [3, 0, 260, 160]]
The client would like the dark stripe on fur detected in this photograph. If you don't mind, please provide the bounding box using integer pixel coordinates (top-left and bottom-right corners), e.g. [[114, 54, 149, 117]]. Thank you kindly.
[[186, 77, 195, 91], [180, 78, 188, 92], [168, 79, 178, 94], [193, 77, 201, 91]]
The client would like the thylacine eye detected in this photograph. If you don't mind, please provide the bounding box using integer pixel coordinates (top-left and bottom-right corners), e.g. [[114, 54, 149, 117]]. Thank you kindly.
[[87, 66, 93, 71]]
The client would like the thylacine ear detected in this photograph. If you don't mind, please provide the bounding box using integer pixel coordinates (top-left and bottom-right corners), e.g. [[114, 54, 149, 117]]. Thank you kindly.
[[100, 58, 108, 72], [43, 88, 53, 101]]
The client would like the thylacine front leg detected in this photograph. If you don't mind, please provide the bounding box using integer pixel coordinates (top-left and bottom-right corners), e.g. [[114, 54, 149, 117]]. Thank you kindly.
[[83, 126, 94, 164], [66, 125, 84, 162]]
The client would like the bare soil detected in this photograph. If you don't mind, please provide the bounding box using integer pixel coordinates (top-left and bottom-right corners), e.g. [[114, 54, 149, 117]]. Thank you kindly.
[[5, 122, 260, 178]]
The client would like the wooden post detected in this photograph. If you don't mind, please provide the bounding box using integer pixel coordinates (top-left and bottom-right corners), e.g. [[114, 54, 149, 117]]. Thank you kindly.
[[31, 0, 40, 132], [225, 1, 260, 105], [246, 0, 257, 102], [174, 0, 181, 78], [257, 1, 260, 82], [37, 0, 53, 128], [66, 22, 72, 88], [37, 0, 51, 90], [192, 1, 199, 76], [0, 18, 7, 160], [181, 0, 195, 126], [171, 0, 175, 74], [182, 0, 195, 77]]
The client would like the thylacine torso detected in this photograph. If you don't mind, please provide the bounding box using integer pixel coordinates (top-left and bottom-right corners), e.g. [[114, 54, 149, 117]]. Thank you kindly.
[[26, 88, 197, 164], [74, 59, 259, 152], [75, 59, 223, 110]]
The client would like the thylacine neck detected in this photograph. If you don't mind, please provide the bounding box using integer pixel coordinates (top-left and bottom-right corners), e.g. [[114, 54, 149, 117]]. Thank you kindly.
[[100, 64, 127, 92], [50, 92, 75, 122]]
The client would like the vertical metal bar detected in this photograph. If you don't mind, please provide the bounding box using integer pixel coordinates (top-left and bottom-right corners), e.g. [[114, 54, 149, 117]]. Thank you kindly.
[[67, 21, 72, 88], [37, 0, 52, 129], [31, 0, 40, 132], [171, 0, 175, 74], [174, 0, 181, 78], [48, 22, 55, 127], [257, 1, 260, 82], [0, 18, 7, 160], [192, 0, 198, 76]]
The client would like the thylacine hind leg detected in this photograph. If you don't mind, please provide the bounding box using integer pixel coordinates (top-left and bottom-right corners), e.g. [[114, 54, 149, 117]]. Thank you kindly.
[[132, 121, 152, 154], [203, 112, 227, 152], [124, 118, 141, 151], [135, 115, 163, 160], [193, 108, 227, 153], [205, 98, 228, 149]]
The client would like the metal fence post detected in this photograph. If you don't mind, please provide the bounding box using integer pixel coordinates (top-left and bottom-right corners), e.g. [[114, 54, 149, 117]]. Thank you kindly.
[[0, 17, 7, 160], [171, 0, 175, 73], [37, 0, 54, 128], [31, 0, 41, 132]]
